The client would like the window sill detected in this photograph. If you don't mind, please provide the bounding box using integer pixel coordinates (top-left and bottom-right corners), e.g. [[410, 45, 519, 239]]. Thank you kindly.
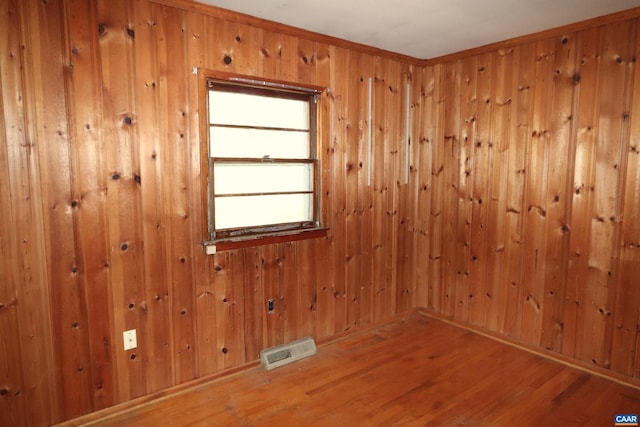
[[202, 227, 328, 253]]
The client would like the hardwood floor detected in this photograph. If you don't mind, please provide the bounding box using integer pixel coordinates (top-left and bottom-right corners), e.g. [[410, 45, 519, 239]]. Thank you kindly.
[[69, 313, 640, 426]]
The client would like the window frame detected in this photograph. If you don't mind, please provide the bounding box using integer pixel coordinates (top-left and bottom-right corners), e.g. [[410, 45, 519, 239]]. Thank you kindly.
[[199, 70, 327, 251]]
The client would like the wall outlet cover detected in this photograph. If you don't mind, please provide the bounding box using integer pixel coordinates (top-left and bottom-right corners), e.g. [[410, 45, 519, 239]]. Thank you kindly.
[[123, 329, 137, 351]]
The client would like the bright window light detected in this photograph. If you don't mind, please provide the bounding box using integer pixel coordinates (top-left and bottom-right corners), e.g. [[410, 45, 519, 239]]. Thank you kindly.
[[205, 80, 320, 240]]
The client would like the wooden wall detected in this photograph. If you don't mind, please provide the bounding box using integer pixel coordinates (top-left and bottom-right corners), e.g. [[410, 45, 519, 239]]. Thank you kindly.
[[417, 15, 640, 381], [1, 0, 639, 425], [1, 0, 416, 424]]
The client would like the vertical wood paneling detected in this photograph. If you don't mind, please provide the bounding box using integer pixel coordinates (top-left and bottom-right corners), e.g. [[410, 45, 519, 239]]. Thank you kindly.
[[357, 53, 375, 327], [184, 3, 207, 380], [416, 64, 440, 310], [452, 55, 476, 323], [486, 47, 513, 332], [343, 50, 364, 329], [197, 12, 223, 376], [27, 0, 92, 420], [396, 64, 416, 313], [64, 0, 117, 411], [538, 33, 578, 352], [371, 57, 401, 322], [327, 45, 347, 335], [282, 242, 302, 343], [469, 53, 491, 326], [155, 4, 198, 384], [242, 247, 264, 364], [611, 22, 640, 378], [97, 0, 147, 402], [563, 27, 602, 358], [312, 41, 334, 341], [439, 60, 461, 317], [262, 244, 285, 348], [132, 0, 172, 392], [519, 37, 554, 346], [4, 2, 640, 425], [219, 249, 246, 368], [1, 1, 58, 425], [424, 11, 640, 395], [502, 43, 535, 340], [426, 63, 447, 313], [475, 52, 497, 328], [602, 20, 638, 371], [0, 3, 29, 420], [577, 21, 633, 369], [404, 65, 431, 310], [292, 39, 322, 341]]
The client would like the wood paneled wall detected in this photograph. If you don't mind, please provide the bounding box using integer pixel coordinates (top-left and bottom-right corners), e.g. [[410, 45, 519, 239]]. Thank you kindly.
[[417, 17, 640, 381], [1, 0, 639, 425]]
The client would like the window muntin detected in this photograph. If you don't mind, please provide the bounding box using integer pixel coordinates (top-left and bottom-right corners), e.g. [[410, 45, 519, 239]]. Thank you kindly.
[[205, 78, 321, 241]]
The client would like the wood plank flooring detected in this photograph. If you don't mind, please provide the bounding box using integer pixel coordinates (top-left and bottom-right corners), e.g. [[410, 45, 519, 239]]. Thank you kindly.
[[69, 313, 640, 426]]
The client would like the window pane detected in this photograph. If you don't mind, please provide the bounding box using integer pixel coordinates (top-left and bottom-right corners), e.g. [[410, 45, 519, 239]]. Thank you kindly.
[[210, 126, 310, 159], [209, 90, 309, 130], [214, 163, 313, 195], [215, 194, 313, 229]]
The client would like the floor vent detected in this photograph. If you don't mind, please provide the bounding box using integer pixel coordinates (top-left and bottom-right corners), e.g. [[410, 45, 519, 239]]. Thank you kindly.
[[260, 336, 317, 371]]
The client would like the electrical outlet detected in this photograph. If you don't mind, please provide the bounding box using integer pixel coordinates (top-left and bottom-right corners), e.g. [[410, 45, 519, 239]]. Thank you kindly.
[[123, 329, 137, 351]]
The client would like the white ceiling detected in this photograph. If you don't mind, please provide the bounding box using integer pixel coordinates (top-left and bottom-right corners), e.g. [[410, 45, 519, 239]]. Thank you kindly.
[[196, 0, 640, 59]]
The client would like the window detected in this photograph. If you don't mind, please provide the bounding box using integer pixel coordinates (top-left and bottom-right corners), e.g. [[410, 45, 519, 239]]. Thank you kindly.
[[200, 71, 326, 250]]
